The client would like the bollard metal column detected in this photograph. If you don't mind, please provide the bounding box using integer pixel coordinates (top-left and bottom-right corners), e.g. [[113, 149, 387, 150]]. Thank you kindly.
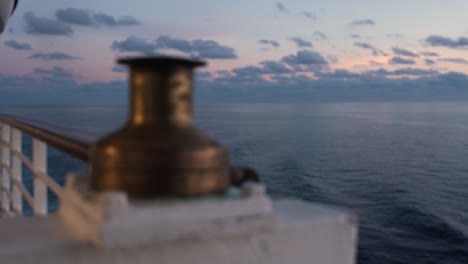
[[90, 57, 230, 198]]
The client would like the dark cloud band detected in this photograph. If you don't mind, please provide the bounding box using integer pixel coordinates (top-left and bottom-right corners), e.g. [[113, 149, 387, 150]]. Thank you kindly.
[[24, 12, 73, 36], [29, 52, 81, 60], [389, 56, 416, 65], [112, 35, 238, 59], [392, 47, 419, 58], [353, 42, 385, 56], [55, 8, 141, 27], [350, 19, 376, 26], [424, 35, 468, 49], [258, 39, 280, 47], [4, 39, 32, 50], [289, 37, 312, 48]]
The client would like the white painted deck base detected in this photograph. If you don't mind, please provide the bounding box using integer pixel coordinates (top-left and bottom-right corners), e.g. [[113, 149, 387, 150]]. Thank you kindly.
[[0, 175, 358, 264]]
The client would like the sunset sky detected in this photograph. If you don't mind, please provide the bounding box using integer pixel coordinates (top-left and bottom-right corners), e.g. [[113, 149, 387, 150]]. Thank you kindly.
[[1, 0, 468, 103]]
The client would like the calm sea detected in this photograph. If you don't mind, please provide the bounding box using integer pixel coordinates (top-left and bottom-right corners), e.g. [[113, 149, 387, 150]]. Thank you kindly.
[[1, 102, 468, 264]]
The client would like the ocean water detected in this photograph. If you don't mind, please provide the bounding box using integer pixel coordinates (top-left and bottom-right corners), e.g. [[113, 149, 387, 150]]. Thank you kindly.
[[1, 102, 468, 264]]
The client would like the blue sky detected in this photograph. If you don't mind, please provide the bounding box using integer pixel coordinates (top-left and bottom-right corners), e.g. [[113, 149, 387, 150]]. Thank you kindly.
[[1, 0, 468, 103]]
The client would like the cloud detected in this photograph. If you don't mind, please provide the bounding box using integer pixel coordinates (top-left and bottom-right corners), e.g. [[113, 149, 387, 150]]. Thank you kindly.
[[436, 71, 468, 87], [424, 35, 468, 49], [361, 68, 436, 78], [350, 19, 376, 26], [213, 55, 320, 85], [196, 71, 212, 79], [281, 50, 328, 66], [55, 8, 93, 26], [258, 39, 280, 47], [193, 65, 468, 103], [391, 68, 437, 76], [95, 13, 141, 27], [318, 69, 362, 80], [190, 39, 237, 59], [319, 68, 436, 80], [214, 69, 265, 86], [7, 71, 468, 104], [28, 52, 81, 60], [0, 74, 78, 92], [24, 11, 73, 36], [112, 35, 237, 59], [0, 74, 128, 104], [392, 47, 419, 57], [425, 59, 436, 65], [389, 56, 416, 65], [155, 36, 192, 52], [216, 70, 230, 77], [155, 35, 237, 59], [259, 60, 292, 74], [387, 33, 404, 39], [275, 2, 288, 13], [270, 74, 313, 85], [438, 58, 468, 65], [5, 64, 468, 104], [327, 55, 339, 63], [112, 36, 157, 54], [112, 66, 127, 73], [289, 37, 313, 48], [232, 66, 265, 77], [34, 66, 74, 79], [420, 51, 439, 57], [55, 8, 141, 27], [116, 16, 140, 26], [303, 12, 316, 20], [349, 34, 361, 39], [313, 31, 327, 40], [93, 13, 118, 26], [4, 39, 32, 50], [353, 42, 385, 55], [369, 60, 383, 66]]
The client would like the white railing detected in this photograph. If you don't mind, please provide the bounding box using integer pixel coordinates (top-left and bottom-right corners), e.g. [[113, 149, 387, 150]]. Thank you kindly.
[[0, 122, 74, 217], [0, 114, 92, 217]]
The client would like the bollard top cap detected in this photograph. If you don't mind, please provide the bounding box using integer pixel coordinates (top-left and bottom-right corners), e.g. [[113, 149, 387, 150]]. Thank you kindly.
[[117, 56, 206, 69]]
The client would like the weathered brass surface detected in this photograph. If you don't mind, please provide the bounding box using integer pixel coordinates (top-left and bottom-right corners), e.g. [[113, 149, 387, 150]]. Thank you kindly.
[[90, 57, 230, 197]]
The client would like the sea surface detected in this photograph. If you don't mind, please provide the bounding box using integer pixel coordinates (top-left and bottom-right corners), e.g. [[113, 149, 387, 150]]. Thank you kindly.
[[1, 102, 468, 264]]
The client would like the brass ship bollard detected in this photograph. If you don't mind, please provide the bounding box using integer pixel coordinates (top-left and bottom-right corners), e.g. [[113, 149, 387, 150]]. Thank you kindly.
[[90, 57, 230, 197]]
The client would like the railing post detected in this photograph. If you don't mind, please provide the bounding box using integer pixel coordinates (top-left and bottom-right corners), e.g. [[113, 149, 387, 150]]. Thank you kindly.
[[12, 128, 22, 214], [33, 138, 47, 215], [1, 124, 11, 214], [0, 122, 2, 210]]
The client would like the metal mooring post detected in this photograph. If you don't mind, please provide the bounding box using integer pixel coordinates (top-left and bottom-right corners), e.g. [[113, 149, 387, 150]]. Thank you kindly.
[[89, 57, 230, 197]]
